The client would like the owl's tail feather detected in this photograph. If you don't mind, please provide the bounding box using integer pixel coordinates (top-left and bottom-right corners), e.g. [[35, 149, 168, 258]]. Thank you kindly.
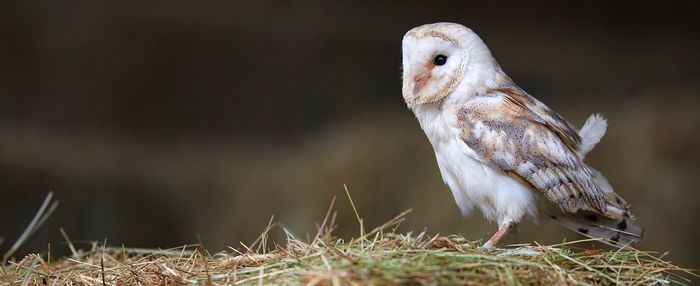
[[555, 150, 643, 247], [554, 206, 643, 247], [578, 113, 607, 159]]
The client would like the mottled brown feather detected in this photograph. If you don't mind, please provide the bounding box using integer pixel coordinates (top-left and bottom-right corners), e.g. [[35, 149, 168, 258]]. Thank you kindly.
[[494, 85, 582, 151], [457, 82, 606, 214]]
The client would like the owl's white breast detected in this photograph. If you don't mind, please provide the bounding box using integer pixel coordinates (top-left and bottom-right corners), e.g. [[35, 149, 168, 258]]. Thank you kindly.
[[410, 101, 537, 226]]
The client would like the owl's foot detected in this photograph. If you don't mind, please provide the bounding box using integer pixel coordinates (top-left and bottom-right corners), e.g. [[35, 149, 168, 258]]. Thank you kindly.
[[482, 221, 513, 248]]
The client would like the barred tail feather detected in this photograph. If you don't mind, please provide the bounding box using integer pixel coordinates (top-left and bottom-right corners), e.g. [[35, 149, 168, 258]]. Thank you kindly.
[[556, 209, 643, 247], [564, 113, 642, 246]]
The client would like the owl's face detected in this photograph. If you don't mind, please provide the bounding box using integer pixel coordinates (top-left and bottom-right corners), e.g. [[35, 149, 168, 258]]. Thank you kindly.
[[402, 23, 470, 105]]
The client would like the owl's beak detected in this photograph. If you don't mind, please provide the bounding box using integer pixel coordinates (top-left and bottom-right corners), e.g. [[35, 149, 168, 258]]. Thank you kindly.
[[412, 72, 431, 95]]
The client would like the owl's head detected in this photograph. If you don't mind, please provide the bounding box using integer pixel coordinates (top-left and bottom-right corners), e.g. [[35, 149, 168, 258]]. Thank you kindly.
[[402, 23, 497, 105]]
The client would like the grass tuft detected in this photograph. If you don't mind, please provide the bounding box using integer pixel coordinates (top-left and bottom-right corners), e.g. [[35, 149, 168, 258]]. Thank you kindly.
[[0, 196, 695, 285]]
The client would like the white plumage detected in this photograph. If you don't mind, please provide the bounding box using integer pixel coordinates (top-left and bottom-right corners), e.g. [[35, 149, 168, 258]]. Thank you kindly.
[[578, 114, 608, 159], [401, 23, 642, 247]]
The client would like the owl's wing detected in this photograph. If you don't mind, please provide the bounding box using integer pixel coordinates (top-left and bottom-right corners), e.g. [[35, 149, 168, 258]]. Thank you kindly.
[[456, 84, 606, 213]]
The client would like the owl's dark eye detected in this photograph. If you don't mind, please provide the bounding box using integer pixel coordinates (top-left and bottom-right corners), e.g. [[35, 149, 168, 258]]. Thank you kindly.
[[433, 55, 448, 66]]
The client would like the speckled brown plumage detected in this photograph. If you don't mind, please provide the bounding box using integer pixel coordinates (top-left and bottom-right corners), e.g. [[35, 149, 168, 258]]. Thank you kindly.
[[457, 82, 606, 214]]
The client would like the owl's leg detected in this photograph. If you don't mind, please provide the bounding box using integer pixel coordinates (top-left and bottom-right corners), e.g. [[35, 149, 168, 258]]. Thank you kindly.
[[482, 220, 513, 248]]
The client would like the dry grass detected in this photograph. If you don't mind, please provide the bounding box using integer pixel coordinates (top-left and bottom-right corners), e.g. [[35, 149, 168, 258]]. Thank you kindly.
[[1, 194, 696, 285]]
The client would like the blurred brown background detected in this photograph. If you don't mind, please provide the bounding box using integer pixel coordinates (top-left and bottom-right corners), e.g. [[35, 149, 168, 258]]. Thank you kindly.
[[1, 1, 699, 268]]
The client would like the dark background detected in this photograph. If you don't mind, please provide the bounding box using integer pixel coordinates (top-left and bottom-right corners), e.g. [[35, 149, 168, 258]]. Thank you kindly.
[[1, 1, 699, 268]]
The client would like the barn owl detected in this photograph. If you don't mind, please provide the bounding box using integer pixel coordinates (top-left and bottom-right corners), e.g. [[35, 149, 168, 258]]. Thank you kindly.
[[401, 23, 642, 248]]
